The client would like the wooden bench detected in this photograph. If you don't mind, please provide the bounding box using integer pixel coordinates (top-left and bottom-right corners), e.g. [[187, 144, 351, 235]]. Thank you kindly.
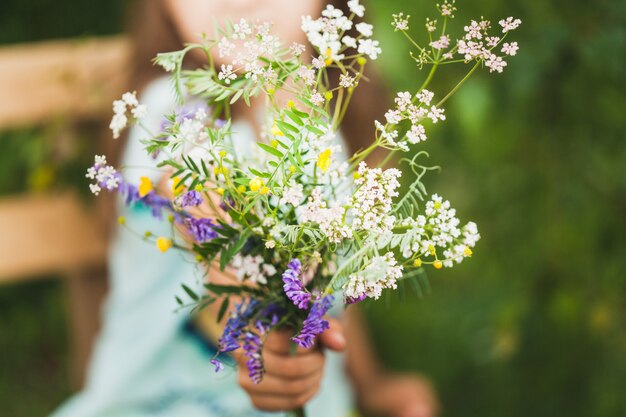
[[0, 36, 130, 387]]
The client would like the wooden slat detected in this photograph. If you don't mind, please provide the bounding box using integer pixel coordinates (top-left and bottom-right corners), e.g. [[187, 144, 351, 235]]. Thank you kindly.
[[0, 192, 107, 282], [0, 36, 130, 129]]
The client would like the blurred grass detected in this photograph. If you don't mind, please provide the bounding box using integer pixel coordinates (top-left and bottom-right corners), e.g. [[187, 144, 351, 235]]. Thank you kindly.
[[1, 0, 625, 416]]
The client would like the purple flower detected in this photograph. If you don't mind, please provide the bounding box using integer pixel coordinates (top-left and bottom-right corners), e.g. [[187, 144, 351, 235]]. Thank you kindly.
[[210, 358, 224, 373], [292, 295, 334, 349], [174, 190, 202, 208], [185, 217, 218, 243], [282, 259, 311, 309], [243, 332, 264, 384]]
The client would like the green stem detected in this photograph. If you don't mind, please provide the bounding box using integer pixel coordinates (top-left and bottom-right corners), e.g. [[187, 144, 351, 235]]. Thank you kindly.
[[436, 61, 481, 107]]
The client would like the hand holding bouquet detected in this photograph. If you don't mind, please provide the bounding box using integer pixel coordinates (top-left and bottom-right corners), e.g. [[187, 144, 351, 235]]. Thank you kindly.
[[87, 0, 520, 412]]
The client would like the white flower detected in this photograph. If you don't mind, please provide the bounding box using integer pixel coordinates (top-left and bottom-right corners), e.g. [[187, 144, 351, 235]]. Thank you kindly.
[[485, 53, 507, 73], [279, 181, 304, 206], [218, 37, 235, 58], [392, 13, 410, 31], [357, 39, 381, 60], [347, 0, 365, 17], [416, 89, 434, 105], [290, 42, 306, 57], [339, 73, 356, 89], [407, 124, 427, 144], [342, 35, 357, 48], [499, 17, 522, 33], [427, 105, 446, 123], [501, 42, 519, 56], [309, 92, 324, 107], [355, 22, 373, 37], [218, 64, 237, 84], [344, 252, 403, 300], [233, 18, 252, 39]]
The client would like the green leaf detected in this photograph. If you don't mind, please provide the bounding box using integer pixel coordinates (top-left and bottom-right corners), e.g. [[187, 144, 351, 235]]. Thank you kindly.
[[181, 284, 199, 301], [258, 142, 284, 158], [217, 298, 230, 323]]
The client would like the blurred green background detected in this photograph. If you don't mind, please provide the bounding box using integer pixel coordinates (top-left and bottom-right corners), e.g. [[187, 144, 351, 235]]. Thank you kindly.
[[1, 0, 625, 416]]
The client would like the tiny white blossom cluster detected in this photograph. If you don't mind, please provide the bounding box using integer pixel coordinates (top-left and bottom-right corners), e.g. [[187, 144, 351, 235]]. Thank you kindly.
[[344, 252, 403, 301], [301, 2, 381, 61], [393, 194, 481, 267], [377, 89, 445, 151], [85, 155, 119, 196], [109, 92, 146, 139], [231, 254, 277, 285], [351, 162, 401, 234]]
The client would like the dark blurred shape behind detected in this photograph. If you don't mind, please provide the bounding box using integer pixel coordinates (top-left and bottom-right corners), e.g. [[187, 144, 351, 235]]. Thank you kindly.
[[0, 0, 625, 416]]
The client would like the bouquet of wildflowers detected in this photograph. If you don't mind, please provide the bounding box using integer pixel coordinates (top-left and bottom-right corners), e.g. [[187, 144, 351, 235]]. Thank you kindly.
[[88, 0, 520, 391]]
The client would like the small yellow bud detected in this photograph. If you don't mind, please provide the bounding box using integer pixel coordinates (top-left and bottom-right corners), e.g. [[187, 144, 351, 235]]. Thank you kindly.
[[270, 139, 279, 148], [249, 177, 264, 192], [287, 100, 295, 108], [317, 148, 332, 173], [216, 187, 225, 196], [117, 216, 126, 225], [270, 123, 285, 137], [464, 246, 473, 257], [357, 57, 367, 66], [289, 165, 297, 174], [138, 176, 153, 198], [433, 260, 443, 269], [171, 176, 183, 196], [413, 258, 422, 267], [428, 244, 436, 256], [237, 185, 247, 194], [156, 237, 173, 253], [219, 150, 228, 158], [324, 91, 334, 100], [260, 186, 270, 195]]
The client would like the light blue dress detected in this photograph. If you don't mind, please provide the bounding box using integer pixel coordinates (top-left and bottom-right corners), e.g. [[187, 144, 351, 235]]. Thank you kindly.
[[52, 77, 354, 417]]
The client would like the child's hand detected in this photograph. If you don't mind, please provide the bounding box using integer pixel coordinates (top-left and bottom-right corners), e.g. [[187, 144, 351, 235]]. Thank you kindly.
[[360, 373, 439, 417], [236, 318, 346, 411]]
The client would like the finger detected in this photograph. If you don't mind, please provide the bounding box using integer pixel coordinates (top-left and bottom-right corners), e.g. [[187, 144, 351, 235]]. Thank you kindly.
[[248, 380, 321, 411], [263, 349, 325, 379], [319, 318, 346, 352], [238, 366, 323, 396]]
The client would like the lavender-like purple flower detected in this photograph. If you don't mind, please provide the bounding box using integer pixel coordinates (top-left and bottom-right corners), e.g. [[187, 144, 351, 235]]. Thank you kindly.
[[292, 295, 334, 349], [185, 217, 218, 243], [174, 190, 202, 208], [282, 259, 311, 309], [243, 332, 264, 384]]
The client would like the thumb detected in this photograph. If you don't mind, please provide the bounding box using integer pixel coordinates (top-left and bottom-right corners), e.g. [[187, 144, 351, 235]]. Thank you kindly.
[[319, 317, 346, 352]]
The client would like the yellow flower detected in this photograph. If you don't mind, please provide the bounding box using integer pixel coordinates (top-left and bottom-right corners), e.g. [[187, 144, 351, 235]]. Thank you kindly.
[[260, 186, 270, 195], [156, 237, 173, 253], [171, 176, 183, 196], [249, 177, 264, 192], [216, 187, 225, 196], [270, 123, 284, 137], [138, 176, 153, 198], [464, 246, 473, 257], [317, 148, 332, 173], [433, 260, 443, 269], [324, 47, 333, 66], [413, 258, 422, 267]]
